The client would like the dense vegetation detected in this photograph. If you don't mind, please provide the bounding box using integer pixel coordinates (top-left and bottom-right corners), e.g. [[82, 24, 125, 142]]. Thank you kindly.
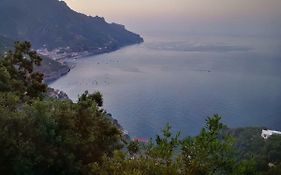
[[0, 42, 280, 174], [0, 0, 143, 51]]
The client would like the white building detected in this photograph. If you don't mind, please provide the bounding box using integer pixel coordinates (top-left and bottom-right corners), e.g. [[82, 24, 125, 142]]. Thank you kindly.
[[261, 129, 281, 139]]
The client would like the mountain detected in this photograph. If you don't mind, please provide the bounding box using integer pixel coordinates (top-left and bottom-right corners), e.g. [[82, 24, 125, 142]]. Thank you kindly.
[[0, 0, 143, 52]]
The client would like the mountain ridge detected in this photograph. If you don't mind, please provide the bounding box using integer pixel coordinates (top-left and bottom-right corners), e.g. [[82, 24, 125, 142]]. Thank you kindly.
[[0, 0, 143, 52]]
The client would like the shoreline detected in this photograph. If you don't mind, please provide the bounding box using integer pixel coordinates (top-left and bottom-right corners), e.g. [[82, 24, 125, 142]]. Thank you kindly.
[[44, 42, 144, 85]]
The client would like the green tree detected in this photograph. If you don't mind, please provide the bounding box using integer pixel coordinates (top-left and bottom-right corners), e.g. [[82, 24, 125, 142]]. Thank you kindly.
[[92, 115, 241, 175], [180, 114, 235, 175], [0, 41, 46, 99], [127, 141, 140, 156], [0, 42, 122, 175]]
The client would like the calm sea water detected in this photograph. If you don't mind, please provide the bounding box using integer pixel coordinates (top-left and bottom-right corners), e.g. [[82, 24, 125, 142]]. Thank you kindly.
[[50, 34, 281, 138]]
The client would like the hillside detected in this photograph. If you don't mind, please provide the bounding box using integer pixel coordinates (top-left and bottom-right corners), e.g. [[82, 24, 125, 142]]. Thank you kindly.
[[0, 0, 143, 52], [0, 39, 69, 83], [223, 127, 281, 174], [35, 56, 70, 83]]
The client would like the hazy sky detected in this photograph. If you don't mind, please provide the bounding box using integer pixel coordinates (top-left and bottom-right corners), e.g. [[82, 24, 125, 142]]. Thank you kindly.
[[64, 0, 281, 36]]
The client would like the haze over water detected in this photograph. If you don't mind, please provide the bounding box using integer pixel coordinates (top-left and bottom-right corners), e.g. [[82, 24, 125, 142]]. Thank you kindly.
[[64, 0, 281, 38], [51, 32, 281, 138]]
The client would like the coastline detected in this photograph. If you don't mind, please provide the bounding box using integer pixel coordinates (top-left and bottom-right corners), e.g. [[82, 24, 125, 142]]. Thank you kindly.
[[43, 41, 144, 85]]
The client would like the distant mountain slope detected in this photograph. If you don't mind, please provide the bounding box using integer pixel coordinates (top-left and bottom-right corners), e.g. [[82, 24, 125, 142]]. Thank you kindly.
[[0, 0, 143, 51], [35, 56, 70, 83], [225, 127, 281, 173]]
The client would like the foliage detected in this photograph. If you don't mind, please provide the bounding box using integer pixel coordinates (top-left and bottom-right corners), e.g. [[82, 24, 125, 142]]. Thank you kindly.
[[0, 42, 122, 175], [0, 41, 47, 99], [93, 116, 238, 175], [180, 115, 235, 175], [0, 93, 122, 175], [127, 141, 140, 156]]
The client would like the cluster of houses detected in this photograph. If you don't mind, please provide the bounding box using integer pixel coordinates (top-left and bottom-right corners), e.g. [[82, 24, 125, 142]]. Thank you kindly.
[[261, 129, 281, 139]]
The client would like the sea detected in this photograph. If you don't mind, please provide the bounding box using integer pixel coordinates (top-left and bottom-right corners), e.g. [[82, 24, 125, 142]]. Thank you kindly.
[[50, 33, 281, 138]]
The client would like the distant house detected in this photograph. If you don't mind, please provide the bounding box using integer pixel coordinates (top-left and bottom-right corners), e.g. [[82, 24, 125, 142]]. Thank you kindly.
[[133, 137, 148, 143], [261, 129, 281, 139]]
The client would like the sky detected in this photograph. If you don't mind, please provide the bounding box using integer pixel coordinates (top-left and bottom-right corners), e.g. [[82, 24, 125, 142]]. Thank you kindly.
[[64, 0, 281, 36]]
